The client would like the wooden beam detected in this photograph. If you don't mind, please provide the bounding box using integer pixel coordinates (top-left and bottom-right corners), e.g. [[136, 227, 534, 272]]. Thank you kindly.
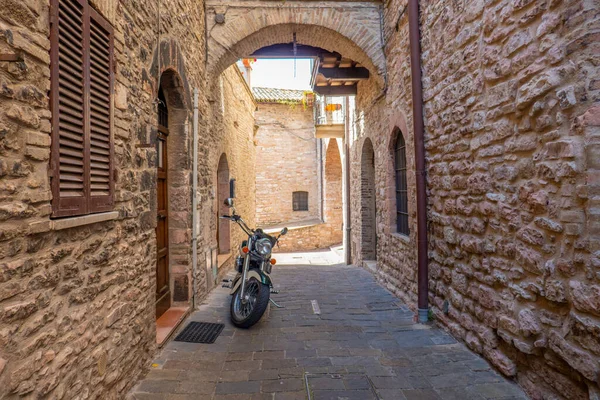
[[313, 85, 357, 96], [0, 53, 22, 62], [251, 43, 339, 59], [318, 67, 369, 80]]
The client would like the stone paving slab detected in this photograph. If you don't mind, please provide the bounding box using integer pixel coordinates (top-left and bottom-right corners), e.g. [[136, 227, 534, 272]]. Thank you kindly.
[[129, 262, 528, 400]]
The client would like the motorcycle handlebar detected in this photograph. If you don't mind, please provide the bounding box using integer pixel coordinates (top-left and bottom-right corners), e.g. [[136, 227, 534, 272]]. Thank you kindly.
[[221, 214, 253, 235]]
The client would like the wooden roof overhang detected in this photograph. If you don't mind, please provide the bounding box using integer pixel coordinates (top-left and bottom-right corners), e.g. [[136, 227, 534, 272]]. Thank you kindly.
[[251, 43, 369, 96]]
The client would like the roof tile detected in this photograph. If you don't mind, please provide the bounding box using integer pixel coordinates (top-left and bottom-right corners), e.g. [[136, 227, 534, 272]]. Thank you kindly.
[[252, 87, 308, 103]]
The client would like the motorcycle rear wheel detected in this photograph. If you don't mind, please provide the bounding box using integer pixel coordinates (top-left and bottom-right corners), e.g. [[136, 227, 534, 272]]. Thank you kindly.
[[230, 277, 270, 328]]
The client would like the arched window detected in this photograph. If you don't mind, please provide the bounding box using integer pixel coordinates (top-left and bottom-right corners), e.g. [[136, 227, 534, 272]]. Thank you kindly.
[[394, 130, 409, 235]]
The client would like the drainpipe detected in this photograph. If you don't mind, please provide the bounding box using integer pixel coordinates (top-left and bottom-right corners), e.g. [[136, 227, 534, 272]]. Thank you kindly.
[[344, 96, 352, 265], [192, 88, 199, 308], [408, 0, 429, 323], [317, 138, 323, 222]]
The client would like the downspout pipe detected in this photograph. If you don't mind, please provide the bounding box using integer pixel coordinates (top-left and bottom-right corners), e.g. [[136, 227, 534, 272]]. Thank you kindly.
[[408, 0, 429, 323], [344, 96, 352, 265], [192, 88, 199, 309]]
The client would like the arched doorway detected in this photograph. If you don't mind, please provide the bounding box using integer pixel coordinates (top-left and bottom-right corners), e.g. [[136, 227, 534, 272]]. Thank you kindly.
[[361, 138, 377, 261], [217, 154, 230, 254], [324, 139, 343, 244], [155, 69, 191, 321], [156, 85, 170, 318]]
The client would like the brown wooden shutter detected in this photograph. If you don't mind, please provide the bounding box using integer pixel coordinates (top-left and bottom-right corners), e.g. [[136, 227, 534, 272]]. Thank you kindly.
[[88, 7, 114, 213], [50, 0, 87, 217], [50, 0, 114, 217]]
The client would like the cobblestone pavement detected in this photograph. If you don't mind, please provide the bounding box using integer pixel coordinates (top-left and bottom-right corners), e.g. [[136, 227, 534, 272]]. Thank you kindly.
[[130, 261, 528, 400]]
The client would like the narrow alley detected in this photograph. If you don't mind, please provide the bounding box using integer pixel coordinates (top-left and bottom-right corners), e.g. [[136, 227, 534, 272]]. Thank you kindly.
[[1, 0, 598, 398], [131, 251, 527, 400]]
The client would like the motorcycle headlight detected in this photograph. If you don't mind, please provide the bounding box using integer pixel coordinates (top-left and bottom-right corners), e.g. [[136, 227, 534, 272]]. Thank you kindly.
[[255, 238, 272, 257]]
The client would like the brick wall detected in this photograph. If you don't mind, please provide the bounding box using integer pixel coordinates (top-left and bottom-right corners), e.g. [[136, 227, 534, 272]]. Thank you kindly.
[[254, 103, 343, 252], [254, 103, 319, 226], [201, 66, 257, 285]]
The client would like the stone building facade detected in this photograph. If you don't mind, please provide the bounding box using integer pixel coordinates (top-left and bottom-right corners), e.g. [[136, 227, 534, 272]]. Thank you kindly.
[[0, 0, 599, 399], [349, 0, 600, 398], [0, 0, 256, 397], [253, 88, 343, 252]]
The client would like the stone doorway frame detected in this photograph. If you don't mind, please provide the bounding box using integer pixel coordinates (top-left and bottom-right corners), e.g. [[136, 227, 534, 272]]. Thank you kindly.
[[151, 41, 194, 344]]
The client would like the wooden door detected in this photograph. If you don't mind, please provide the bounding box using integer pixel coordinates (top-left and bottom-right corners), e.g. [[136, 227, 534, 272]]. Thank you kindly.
[[156, 91, 170, 319]]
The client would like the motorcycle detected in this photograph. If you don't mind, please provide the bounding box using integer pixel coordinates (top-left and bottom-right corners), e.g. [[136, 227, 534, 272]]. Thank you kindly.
[[220, 197, 287, 328]]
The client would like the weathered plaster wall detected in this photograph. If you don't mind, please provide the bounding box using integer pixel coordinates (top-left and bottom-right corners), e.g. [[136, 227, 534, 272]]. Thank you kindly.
[[254, 102, 318, 227], [351, 0, 600, 398], [0, 1, 256, 398]]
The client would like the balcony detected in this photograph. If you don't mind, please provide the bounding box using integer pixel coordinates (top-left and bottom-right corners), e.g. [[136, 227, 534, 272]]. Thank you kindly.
[[314, 96, 346, 139]]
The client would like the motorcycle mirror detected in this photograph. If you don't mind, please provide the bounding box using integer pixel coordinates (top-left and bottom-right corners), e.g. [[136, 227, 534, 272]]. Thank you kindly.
[[280, 227, 288, 236], [224, 198, 235, 208], [229, 178, 236, 199]]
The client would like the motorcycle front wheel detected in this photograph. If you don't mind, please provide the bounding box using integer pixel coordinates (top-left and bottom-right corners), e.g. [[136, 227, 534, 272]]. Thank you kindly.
[[230, 277, 270, 328]]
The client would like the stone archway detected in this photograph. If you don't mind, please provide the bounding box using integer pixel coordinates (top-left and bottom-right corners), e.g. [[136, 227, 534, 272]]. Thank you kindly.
[[360, 138, 377, 261], [324, 140, 343, 243], [205, 2, 386, 86], [217, 153, 231, 255]]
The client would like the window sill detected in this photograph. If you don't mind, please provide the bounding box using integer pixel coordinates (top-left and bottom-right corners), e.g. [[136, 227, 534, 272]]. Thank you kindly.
[[391, 232, 411, 244], [30, 211, 119, 233]]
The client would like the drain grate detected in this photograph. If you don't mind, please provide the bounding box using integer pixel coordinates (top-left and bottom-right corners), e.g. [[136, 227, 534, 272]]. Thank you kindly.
[[174, 322, 224, 344], [304, 373, 380, 400], [366, 302, 400, 311]]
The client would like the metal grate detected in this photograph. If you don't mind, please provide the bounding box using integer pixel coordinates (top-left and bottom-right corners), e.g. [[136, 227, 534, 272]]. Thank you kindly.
[[293, 191, 309, 211], [174, 322, 224, 344], [305, 373, 379, 400], [394, 129, 409, 236]]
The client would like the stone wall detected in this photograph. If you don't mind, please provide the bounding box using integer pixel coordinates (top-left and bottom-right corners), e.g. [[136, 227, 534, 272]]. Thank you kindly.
[[201, 66, 257, 286], [0, 1, 256, 398], [350, 0, 418, 308], [422, 0, 600, 398], [205, 1, 386, 85], [254, 102, 319, 227], [351, 0, 600, 398]]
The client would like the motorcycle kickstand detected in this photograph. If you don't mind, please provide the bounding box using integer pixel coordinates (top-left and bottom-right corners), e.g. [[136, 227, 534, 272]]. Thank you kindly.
[[269, 298, 284, 308]]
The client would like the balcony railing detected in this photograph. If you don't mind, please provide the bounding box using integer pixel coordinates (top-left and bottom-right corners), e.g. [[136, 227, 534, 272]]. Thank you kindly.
[[314, 96, 346, 138]]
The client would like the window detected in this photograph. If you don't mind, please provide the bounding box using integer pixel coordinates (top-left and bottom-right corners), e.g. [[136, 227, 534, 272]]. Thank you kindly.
[[50, 0, 114, 217], [292, 191, 309, 211], [394, 130, 409, 235]]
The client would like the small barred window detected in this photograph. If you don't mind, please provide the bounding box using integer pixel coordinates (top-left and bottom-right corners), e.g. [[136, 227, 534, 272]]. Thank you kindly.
[[292, 191, 309, 211]]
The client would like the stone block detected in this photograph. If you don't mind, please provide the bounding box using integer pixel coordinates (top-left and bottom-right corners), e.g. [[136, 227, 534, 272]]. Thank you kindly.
[[549, 331, 599, 382], [569, 281, 600, 317]]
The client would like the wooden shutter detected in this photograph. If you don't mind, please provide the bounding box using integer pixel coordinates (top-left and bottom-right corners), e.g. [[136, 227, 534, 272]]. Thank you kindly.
[[50, 0, 87, 217], [88, 7, 114, 213], [50, 0, 114, 217]]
